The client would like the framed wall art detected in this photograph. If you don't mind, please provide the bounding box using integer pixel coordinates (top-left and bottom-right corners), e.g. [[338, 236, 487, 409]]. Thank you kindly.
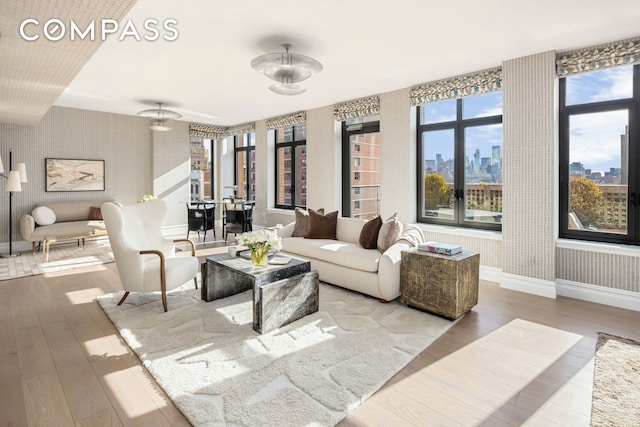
[[45, 158, 105, 192]]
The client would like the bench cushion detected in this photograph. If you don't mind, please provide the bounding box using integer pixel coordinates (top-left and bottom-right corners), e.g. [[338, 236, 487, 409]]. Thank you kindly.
[[29, 220, 106, 240]]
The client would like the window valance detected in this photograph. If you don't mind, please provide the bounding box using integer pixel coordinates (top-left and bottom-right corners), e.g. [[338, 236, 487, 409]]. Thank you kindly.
[[410, 67, 502, 106], [266, 111, 306, 129], [556, 36, 640, 76], [189, 123, 227, 139], [334, 96, 380, 121], [225, 122, 256, 137]]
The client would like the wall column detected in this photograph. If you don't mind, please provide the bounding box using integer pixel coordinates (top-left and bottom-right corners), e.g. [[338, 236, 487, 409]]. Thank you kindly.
[[501, 50, 558, 297]]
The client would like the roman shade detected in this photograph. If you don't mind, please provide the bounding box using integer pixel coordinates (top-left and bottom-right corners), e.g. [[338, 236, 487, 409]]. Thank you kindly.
[[266, 111, 306, 129], [556, 36, 640, 76], [225, 122, 256, 137], [334, 96, 380, 121], [410, 67, 502, 105], [189, 123, 227, 139]]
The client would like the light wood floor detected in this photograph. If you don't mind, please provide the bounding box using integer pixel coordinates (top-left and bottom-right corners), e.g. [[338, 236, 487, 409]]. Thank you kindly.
[[1, 236, 638, 426]]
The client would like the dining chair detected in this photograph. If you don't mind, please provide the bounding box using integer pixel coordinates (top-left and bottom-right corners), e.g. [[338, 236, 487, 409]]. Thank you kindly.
[[224, 201, 253, 242]]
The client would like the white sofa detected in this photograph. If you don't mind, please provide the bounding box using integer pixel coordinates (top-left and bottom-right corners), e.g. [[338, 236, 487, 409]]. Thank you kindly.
[[277, 216, 413, 301], [20, 201, 108, 253]]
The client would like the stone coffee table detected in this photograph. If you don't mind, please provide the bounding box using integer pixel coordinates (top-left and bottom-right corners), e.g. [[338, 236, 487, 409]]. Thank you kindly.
[[201, 253, 319, 334]]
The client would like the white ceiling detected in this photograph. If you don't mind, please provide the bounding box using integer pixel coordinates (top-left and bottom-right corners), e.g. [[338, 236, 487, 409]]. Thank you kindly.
[[5, 0, 640, 127]]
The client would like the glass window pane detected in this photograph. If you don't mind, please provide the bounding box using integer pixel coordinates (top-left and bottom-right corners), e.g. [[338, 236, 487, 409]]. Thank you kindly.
[[248, 149, 256, 200], [346, 114, 380, 125], [277, 147, 292, 205], [422, 129, 454, 220], [295, 145, 307, 207], [565, 66, 633, 106], [350, 132, 380, 219], [236, 150, 246, 197], [568, 110, 628, 234], [421, 99, 456, 125], [464, 124, 503, 224], [277, 127, 293, 143], [294, 123, 306, 141], [463, 92, 503, 119], [247, 132, 256, 146]]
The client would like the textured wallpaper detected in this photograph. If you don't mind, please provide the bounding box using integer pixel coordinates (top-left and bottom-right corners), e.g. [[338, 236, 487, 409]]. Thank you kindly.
[[502, 51, 558, 282], [0, 106, 153, 244]]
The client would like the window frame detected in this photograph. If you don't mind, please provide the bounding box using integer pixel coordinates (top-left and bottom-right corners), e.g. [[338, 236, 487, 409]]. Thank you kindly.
[[233, 132, 255, 200], [341, 119, 380, 218], [558, 64, 640, 245], [416, 96, 503, 231], [274, 124, 307, 210]]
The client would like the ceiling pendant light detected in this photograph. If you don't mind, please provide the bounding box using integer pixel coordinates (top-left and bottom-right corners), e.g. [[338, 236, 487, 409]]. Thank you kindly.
[[137, 102, 182, 131], [251, 44, 322, 96]]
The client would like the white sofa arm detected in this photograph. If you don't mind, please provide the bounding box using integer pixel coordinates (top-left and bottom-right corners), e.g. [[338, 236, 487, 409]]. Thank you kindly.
[[277, 222, 295, 238], [20, 214, 36, 241], [377, 241, 412, 301]]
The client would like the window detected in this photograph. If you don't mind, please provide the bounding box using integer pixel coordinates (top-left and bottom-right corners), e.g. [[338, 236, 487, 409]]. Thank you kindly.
[[342, 116, 380, 219], [559, 65, 639, 245], [275, 124, 307, 209], [417, 92, 503, 230], [234, 132, 255, 200], [190, 138, 213, 201]]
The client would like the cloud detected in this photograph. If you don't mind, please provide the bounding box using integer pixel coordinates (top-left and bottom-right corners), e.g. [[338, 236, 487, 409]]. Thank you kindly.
[[569, 110, 627, 173]]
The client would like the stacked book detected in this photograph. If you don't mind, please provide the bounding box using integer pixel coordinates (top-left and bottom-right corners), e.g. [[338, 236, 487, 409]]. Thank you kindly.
[[418, 241, 462, 256]]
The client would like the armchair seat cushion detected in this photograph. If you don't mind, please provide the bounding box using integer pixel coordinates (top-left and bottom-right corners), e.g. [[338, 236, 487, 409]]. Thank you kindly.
[[143, 256, 200, 292]]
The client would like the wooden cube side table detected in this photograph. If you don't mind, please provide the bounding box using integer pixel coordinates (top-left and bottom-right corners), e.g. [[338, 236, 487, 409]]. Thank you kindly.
[[400, 248, 479, 319]]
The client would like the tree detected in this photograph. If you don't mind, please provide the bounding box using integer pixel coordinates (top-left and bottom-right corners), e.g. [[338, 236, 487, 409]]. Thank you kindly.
[[569, 176, 605, 227], [424, 173, 450, 211]]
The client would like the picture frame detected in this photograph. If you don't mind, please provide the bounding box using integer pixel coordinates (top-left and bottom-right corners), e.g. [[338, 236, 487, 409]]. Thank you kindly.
[[45, 158, 105, 192]]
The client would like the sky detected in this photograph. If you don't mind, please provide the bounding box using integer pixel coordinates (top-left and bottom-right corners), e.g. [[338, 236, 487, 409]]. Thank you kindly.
[[566, 66, 632, 174], [422, 65, 633, 175], [421, 92, 503, 164]]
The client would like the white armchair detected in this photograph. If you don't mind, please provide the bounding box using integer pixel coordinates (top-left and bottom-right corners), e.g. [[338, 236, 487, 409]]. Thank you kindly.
[[101, 199, 199, 312]]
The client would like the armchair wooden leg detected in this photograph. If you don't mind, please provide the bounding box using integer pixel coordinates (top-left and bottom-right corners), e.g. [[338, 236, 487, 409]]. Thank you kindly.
[[193, 277, 198, 289], [162, 291, 168, 312], [117, 291, 130, 306]]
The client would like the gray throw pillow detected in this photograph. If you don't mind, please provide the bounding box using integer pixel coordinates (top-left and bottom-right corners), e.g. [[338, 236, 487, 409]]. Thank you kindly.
[[377, 213, 403, 253]]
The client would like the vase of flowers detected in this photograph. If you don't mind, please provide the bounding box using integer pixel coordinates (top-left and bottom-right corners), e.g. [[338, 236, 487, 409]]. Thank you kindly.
[[236, 229, 282, 268]]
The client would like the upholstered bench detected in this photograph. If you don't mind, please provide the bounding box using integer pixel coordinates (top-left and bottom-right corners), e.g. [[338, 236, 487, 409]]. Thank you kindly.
[[20, 201, 110, 258]]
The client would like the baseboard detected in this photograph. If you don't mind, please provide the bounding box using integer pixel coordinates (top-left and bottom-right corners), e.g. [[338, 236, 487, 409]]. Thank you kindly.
[[500, 272, 557, 299], [479, 265, 501, 283], [556, 279, 640, 312]]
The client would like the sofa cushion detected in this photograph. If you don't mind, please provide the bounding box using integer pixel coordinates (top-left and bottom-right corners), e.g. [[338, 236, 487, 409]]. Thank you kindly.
[[292, 207, 324, 237], [282, 237, 380, 273], [336, 216, 366, 243], [377, 213, 403, 253], [306, 209, 338, 239], [359, 215, 382, 249], [32, 206, 56, 225]]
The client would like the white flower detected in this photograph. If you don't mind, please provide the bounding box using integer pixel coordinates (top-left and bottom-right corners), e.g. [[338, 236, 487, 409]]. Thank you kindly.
[[237, 229, 282, 252]]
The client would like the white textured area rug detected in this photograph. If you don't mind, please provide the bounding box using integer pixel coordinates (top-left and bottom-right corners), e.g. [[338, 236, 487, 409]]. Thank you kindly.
[[97, 283, 454, 427]]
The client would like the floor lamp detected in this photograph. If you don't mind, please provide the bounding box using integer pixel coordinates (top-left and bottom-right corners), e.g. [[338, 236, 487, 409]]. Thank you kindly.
[[0, 151, 28, 258]]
